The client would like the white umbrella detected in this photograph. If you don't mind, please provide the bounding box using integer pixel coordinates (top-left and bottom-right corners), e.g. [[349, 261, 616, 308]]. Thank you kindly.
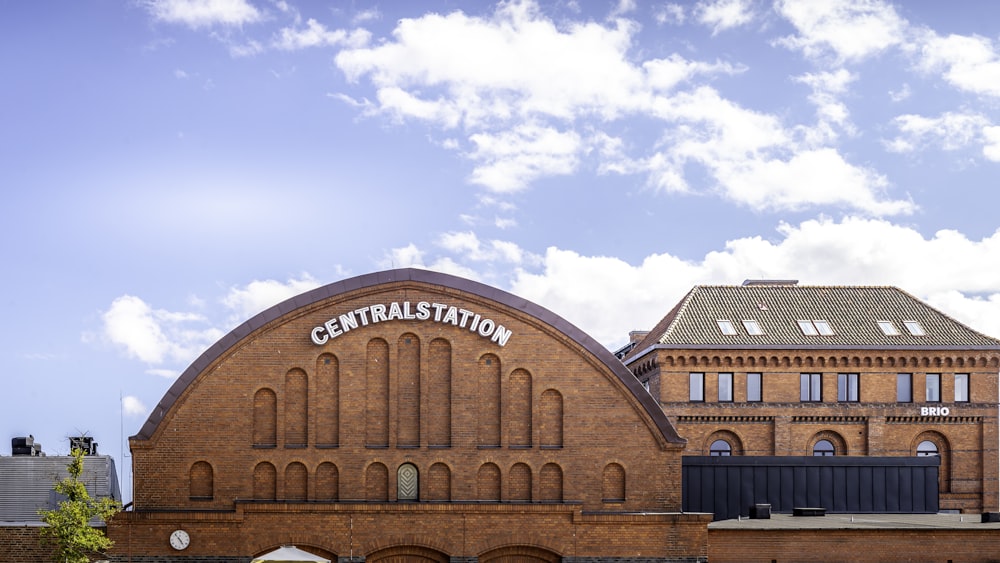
[[251, 545, 331, 563]]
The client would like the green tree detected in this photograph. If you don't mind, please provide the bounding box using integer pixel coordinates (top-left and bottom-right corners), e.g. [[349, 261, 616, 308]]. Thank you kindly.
[[38, 448, 121, 563]]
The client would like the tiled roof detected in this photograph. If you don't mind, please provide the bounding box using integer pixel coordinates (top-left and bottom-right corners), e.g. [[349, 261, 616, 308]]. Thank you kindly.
[[626, 284, 1000, 357]]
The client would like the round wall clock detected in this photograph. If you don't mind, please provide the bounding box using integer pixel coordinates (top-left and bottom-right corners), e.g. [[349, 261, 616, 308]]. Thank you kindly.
[[169, 529, 190, 550]]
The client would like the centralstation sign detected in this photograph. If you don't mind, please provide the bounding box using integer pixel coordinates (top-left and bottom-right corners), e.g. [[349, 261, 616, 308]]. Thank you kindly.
[[311, 301, 513, 347]]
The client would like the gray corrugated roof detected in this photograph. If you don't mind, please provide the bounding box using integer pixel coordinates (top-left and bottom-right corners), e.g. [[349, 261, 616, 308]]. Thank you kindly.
[[0, 456, 120, 524], [630, 285, 1000, 353]]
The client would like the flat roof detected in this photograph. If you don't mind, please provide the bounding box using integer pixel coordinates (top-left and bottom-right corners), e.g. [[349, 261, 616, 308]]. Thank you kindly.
[[709, 512, 1000, 531]]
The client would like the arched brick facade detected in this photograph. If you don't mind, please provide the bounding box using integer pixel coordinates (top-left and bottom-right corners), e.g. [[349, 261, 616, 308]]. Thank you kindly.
[[109, 268, 708, 562]]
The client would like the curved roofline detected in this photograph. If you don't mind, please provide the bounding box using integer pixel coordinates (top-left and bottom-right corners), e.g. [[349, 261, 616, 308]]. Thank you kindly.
[[133, 268, 683, 445]]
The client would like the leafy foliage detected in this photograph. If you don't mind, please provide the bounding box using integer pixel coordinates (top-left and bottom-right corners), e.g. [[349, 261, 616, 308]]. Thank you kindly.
[[38, 448, 121, 563]]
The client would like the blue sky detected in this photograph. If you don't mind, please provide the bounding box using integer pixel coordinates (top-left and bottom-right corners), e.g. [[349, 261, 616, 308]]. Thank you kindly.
[[3, 0, 1000, 501]]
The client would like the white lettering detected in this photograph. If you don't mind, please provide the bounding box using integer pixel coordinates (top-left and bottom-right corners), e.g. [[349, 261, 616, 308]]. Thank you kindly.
[[311, 300, 513, 347], [921, 406, 951, 416], [355, 306, 371, 326], [415, 301, 431, 320], [431, 303, 448, 321], [388, 302, 404, 320], [478, 318, 495, 337], [491, 325, 512, 346], [324, 318, 343, 338], [310, 326, 329, 345], [458, 308, 474, 328], [339, 312, 359, 332]]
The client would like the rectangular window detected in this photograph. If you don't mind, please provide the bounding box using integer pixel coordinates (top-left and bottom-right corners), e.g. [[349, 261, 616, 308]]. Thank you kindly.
[[897, 373, 912, 403], [689, 373, 704, 402], [742, 319, 763, 335], [904, 320, 926, 336], [718, 373, 733, 402], [926, 373, 941, 402], [747, 372, 762, 402], [800, 373, 822, 402], [837, 373, 859, 402], [955, 373, 969, 402], [717, 320, 737, 335]]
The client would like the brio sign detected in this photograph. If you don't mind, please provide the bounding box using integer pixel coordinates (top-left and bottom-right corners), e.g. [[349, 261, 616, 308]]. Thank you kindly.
[[920, 406, 950, 416]]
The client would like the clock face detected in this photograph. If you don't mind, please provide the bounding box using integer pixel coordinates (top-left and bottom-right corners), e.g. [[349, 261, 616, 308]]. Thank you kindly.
[[169, 529, 190, 550]]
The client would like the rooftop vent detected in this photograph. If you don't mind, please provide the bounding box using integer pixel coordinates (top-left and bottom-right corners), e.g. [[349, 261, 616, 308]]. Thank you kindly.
[[69, 436, 98, 456], [742, 279, 799, 286], [11, 436, 44, 456]]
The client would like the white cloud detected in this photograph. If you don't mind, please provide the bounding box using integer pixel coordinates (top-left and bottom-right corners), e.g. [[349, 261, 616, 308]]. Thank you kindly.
[[333, 1, 903, 215], [467, 124, 582, 192], [143, 0, 262, 29], [982, 126, 1000, 161], [221, 274, 322, 322], [273, 19, 371, 50], [633, 87, 912, 215], [884, 112, 991, 154], [654, 3, 685, 25], [888, 83, 911, 102], [793, 69, 856, 137], [917, 32, 1000, 98], [352, 8, 381, 25], [102, 295, 223, 366], [695, 0, 754, 35], [438, 231, 540, 265], [122, 395, 149, 417], [775, 0, 906, 62]]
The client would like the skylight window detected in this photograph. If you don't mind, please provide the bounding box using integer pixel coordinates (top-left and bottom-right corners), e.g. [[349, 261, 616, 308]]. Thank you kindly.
[[742, 320, 763, 335], [717, 320, 737, 335], [798, 320, 833, 336], [877, 321, 899, 336], [903, 320, 926, 336]]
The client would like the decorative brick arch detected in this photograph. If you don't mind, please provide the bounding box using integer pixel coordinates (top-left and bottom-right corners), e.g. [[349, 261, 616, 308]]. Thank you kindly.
[[479, 545, 561, 563], [705, 430, 744, 456], [189, 461, 213, 500]]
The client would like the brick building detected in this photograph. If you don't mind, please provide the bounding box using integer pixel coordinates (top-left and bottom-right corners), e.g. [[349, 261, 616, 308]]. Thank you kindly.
[[624, 281, 1000, 514], [108, 269, 711, 562], [0, 438, 120, 563]]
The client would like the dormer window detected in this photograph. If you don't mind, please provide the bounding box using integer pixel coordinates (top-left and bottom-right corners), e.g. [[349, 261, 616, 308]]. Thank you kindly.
[[742, 320, 763, 335], [717, 320, 737, 335], [877, 321, 899, 335], [903, 320, 925, 336], [797, 320, 818, 335]]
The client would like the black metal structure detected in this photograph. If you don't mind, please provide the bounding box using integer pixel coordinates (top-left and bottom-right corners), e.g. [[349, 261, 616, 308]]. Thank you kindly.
[[682, 456, 940, 521]]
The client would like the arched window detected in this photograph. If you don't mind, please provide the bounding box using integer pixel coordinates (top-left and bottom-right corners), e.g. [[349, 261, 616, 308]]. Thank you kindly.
[[397, 463, 418, 501], [917, 440, 939, 456], [709, 440, 732, 456], [813, 439, 835, 456]]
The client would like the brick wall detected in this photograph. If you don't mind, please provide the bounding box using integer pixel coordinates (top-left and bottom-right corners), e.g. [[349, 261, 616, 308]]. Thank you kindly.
[[709, 528, 1000, 563], [0, 527, 55, 562]]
